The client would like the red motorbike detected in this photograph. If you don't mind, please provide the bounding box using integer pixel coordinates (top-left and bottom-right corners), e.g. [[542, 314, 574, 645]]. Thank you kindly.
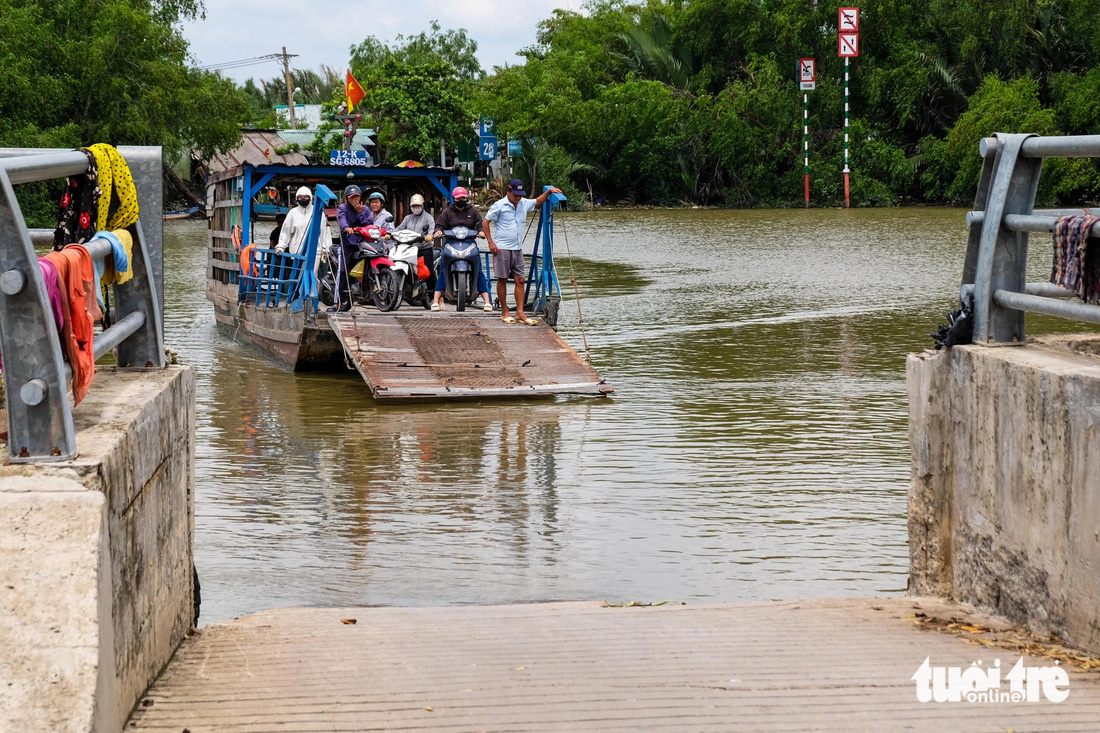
[[351, 225, 402, 311]]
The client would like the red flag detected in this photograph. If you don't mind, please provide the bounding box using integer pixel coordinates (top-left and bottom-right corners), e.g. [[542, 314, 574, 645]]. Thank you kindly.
[[346, 70, 366, 112]]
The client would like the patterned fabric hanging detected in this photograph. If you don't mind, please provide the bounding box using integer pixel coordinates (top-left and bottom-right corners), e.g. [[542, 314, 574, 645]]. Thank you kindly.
[[52, 150, 100, 250], [85, 143, 140, 231], [1050, 214, 1100, 303]]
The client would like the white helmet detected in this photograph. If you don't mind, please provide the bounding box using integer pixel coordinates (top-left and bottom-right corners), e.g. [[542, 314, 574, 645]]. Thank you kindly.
[[296, 186, 311, 199], [410, 194, 425, 206]]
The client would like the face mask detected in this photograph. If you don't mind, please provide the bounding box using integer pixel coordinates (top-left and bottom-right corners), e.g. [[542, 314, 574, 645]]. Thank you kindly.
[[454, 199, 468, 210], [411, 206, 423, 215], [297, 198, 310, 208]]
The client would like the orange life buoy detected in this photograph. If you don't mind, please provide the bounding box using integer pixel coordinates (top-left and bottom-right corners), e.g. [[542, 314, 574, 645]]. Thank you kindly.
[[232, 225, 257, 277]]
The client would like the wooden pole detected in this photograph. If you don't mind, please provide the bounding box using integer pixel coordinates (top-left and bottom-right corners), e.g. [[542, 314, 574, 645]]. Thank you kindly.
[[281, 47, 296, 128]]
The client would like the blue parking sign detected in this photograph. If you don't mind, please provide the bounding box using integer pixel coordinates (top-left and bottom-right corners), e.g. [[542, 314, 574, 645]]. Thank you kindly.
[[479, 135, 498, 160], [479, 118, 494, 136]]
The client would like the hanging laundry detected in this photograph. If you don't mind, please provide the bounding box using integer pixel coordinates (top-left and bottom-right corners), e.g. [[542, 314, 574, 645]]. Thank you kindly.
[[85, 144, 140, 231], [1050, 214, 1100, 302], [1080, 234, 1100, 305], [37, 258, 66, 334], [96, 229, 133, 286], [52, 149, 100, 250], [65, 244, 101, 322], [43, 246, 96, 405]]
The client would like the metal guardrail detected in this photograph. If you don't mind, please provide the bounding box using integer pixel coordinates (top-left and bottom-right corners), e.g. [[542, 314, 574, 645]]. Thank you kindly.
[[962, 133, 1100, 343], [0, 147, 165, 462]]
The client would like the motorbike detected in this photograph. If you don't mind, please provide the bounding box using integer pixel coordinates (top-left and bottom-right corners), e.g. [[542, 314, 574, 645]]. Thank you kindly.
[[318, 225, 401, 311], [438, 226, 482, 312], [387, 228, 433, 310]]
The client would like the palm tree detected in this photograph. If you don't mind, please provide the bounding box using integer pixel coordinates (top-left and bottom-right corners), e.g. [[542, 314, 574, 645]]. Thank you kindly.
[[614, 13, 695, 95]]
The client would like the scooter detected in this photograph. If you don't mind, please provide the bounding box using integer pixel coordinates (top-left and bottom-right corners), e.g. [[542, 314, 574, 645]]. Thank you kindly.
[[387, 229, 432, 310], [351, 225, 401, 311], [439, 226, 481, 312]]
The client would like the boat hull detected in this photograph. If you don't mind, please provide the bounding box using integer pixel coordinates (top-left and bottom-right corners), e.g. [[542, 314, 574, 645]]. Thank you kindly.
[[207, 279, 344, 370]]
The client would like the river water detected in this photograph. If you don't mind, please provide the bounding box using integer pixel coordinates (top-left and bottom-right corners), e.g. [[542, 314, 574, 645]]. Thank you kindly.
[[162, 208, 1075, 624]]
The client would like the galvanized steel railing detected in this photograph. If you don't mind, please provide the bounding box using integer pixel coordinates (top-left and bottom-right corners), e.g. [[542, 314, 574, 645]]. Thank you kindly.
[[962, 133, 1100, 344], [0, 147, 165, 462]]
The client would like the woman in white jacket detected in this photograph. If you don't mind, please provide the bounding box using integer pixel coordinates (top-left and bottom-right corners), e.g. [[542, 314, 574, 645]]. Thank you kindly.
[[276, 186, 328, 256]]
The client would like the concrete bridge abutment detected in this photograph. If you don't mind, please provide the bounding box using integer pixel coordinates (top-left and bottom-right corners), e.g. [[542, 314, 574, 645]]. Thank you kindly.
[[908, 335, 1100, 654], [0, 366, 195, 732]]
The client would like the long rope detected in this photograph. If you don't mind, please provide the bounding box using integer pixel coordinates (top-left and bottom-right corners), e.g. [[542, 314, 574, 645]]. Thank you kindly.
[[555, 208, 591, 363]]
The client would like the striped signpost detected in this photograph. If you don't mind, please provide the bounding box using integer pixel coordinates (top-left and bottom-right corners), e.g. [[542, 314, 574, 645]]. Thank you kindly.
[[838, 8, 859, 208], [799, 58, 815, 207]]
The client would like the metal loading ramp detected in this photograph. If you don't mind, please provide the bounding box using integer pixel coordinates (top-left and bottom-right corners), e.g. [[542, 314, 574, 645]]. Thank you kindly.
[[326, 310, 613, 400]]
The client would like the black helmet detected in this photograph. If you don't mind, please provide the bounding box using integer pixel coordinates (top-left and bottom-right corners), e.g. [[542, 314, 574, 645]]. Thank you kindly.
[[344, 185, 362, 199]]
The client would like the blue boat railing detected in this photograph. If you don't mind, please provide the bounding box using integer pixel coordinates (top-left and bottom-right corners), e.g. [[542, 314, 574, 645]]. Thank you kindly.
[[239, 249, 314, 309], [235, 184, 334, 314]]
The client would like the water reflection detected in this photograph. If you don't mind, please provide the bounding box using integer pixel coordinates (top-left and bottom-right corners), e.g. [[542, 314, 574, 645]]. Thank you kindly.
[[162, 207, 1092, 624]]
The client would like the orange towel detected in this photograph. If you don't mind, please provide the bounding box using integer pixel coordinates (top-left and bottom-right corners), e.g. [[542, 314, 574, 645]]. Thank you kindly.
[[44, 246, 96, 404]]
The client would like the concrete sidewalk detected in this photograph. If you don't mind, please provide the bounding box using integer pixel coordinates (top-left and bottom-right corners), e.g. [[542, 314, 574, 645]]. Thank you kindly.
[[128, 597, 1100, 732]]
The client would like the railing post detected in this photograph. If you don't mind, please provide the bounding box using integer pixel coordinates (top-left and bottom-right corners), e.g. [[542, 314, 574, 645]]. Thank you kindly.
[[971, 133, 1043, 344], [117, 146, 165, 317], [114, 222, 166, 368]]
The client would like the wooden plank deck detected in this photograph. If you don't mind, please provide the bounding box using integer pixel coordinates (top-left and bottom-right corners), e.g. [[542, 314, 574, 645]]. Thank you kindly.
[[326, 309, 613, 400], [127, 597, 1100, 732]]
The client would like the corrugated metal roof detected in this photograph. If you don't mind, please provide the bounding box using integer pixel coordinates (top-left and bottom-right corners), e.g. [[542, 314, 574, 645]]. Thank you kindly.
[[276, 128, 376, 152], [207, 130, 309, 180]]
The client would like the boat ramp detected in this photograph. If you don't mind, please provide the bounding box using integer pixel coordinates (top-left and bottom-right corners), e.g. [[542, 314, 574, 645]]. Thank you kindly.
[[328, 309, 611, 399]]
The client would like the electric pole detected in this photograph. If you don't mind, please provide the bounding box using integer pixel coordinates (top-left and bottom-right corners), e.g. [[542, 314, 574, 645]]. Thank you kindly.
[[281, 47, 298, 128]]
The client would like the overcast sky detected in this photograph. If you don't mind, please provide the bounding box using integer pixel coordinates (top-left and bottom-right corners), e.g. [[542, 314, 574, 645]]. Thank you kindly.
[[180, 1, 587, 84]]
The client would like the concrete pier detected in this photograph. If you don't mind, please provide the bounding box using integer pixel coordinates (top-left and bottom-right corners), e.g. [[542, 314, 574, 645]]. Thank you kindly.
[[129, 597, 1100, 732], [908, 335, 1100, 654], [0, 366, 195, 732]]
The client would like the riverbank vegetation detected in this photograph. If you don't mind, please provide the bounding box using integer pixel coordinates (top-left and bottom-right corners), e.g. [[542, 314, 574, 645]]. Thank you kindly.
[[1, 0, 1098, 211], [473, 0, 1100, 208]]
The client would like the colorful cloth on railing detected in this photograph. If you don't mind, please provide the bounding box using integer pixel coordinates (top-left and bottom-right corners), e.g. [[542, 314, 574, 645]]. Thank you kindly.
[[1051, 214, 1100, 304], [53, 149, 100, 250], [95, 229, 133, 286], [38, 258, 66, 334], [85, 144, 139, 232], [43, 245, 96, 405]]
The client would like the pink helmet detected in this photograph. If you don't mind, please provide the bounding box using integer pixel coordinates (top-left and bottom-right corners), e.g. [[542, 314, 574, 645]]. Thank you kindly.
[[452, 186, 469, 199]]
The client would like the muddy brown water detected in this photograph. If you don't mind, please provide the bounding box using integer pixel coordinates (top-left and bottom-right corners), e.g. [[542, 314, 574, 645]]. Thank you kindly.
[[163, 209, 1085, 624]]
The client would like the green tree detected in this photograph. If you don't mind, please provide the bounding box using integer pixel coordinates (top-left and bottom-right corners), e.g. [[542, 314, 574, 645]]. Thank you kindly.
[[369, 60, 474, 163], [0, 0, 246, 160]]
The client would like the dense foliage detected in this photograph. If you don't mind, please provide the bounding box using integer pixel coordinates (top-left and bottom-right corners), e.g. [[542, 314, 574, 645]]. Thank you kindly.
[[0, 0, 244, 159], [474, 0, 1100, 207], [0, 0, 246, 222], [4, 0, 1098, 211], [348, 23, 483, 163]]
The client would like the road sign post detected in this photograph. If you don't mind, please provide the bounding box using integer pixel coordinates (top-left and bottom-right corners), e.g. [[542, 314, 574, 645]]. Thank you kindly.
[[799, 58, 815, 208], [838, 8, 859, 208]]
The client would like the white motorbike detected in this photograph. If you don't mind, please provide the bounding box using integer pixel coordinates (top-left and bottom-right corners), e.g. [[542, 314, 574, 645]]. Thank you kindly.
[[387, 228, 433, 310]]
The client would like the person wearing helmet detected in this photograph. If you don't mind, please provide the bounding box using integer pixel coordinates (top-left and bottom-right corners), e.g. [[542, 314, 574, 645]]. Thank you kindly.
[[331, 184, 375, 311], [366, 191, 394, 230], [430, 186, 492, 312], [394, 193, 435, 239], [395, 193, 438, 290], [276, 186, 328, 257], [337, 185, 373, 247]]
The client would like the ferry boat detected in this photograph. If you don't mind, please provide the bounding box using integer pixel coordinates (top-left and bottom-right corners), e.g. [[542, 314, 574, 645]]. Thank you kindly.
[[202, 130, 610, 400], [204, 130, 458, 370]]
